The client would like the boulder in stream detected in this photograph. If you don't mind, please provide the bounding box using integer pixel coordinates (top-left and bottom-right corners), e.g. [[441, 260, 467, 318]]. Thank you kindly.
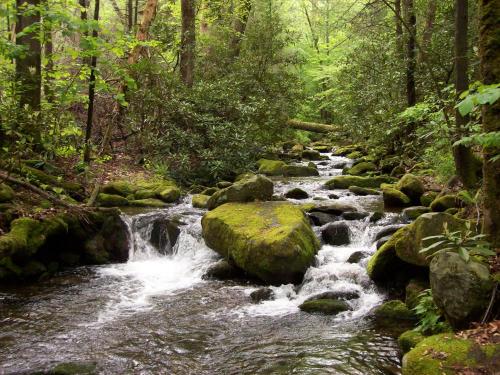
[[402, 206, 431, 221], [201, 202, 320, 285], [203, 259, 245, 281], [308, 212, 337, 226], [345, 162, 377, 176], [283, 165, 319, 177], [285, 188, 309, 200], [395, 174, 425, 203], [321, 222, 350, 246], [192, 194, 210, 209], [382, 188, 411, 208], [325, 175, 395, 189], [302, 149, 322, 160], [299, 299, 351, 315], [349, 186, 380, 196], [250, 287, 275, 303], [257, 159, 286, 176]]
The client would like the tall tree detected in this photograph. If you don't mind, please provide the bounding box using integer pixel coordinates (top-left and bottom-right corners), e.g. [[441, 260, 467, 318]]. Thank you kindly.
[[180, 0, 196, 87], [394, 0, 403, 56], [479, 0, 500, 248], [403, 0, 417, 107], [453, 0, 478, 188], [419, 0, 436, 63], [229, 0, 252, 59]]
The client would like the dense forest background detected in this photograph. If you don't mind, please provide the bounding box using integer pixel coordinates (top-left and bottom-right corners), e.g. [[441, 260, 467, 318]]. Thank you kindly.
[[0, 0, 499, 218]]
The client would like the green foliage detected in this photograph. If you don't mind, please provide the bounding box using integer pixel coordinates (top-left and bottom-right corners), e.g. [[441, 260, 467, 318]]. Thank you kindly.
[[456, 82, 500, 116], [413, 289, 450, 335], [420, 222, 496, 263]]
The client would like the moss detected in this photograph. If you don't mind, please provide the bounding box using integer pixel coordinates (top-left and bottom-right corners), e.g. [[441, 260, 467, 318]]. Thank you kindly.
[[383, 188, 411, 208], [302, 149, 322, 160], [398, 330, 425, 354], [299, 299, 350, 315], [402, 334, 500, 375], [396, 174, 425, 202], [84, 235, 109, 264], [257, 159, 286, 176], [0, 183, 15, 203], [374, 300, 416, 320], [158, 186, 181, 203], [430, 195, 459, 212], [49, 361, 97, 375], [283, 165, 319, 177], [346, 162, 377, 176], [102, 180, 136, 196], [134, 189, 157, 200], [129, 198, 167, 208], [192, 194, 210, 209], [403, 206, 432, 221], [349, 186, 380, 196], [420, 191, 439, 207], [325, 175, 395, 189], [346, 151, 363, 159], [201, 187, 219, 196], [332, 145, 363, 156], [201, 202, 320, 284], [21, 165, 83, 193], [0, 218, 46, 259], [97, 193, 129, 207]]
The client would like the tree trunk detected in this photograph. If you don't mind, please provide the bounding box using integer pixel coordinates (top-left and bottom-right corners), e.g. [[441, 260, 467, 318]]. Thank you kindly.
[[43, 2, 54, 104], [229, 0, 252, 59], [83, 0, 100, 163], [453, 0, 478, 188], [287, 119, 337, 134], [127, 0, 133, 31], [479, 0, 500, 248], [419, 0, 437, 63], [395, 0, 404, 57], [403, 0, 417, 107], [180, 0, 196, 87]]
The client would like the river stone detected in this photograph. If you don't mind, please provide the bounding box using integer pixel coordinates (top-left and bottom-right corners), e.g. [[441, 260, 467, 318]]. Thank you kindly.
[[383, 188, 411, 208], [192, 194, 210, 209], [305, 290, 360, 302], [395, 174, 425, 203], [203, 259, 244, 280], [257, 159, 286, 176], [308, 212, 337, 226], [430, 194, 459, 212], [345, 162, 377, 176], [201, 187, 219, 196], [310, 202, 357, 216], [283, 165, 320, 177], [430, 252, 494, 329], [398, 330, 425, 354], [150, 219, 181, 254], [420, 191, 439, 207], [299, 299, 351, 315], [312, 145, 331, 153], [302, 149, 322, 160], [342, 211, 369, 221], [0, 184, 14, 203], [321, 222, 350, 246], [250, 287, 275, 303], [285, 188, 309, 200], [376, 235, 392, 250], [201, 202, 320, 285], [158, 187, 181, 203], [49, 361, 97, 375], [347, 251, 370, 264], [348, 186, 380, 196], [373, 300, 416, 321], [374, 224, 407, 241], [370, 211, 384, 222], [402, 206, 431, 221], [394, 213, 468, 267], [97, 193, 129, 207], [207, 174, 274, 210], [325, 175, 395, 190]]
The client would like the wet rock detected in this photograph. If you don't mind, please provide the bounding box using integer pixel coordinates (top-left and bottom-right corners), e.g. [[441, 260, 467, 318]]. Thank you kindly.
[[348, 186, 380, 196], [310, 202, 357, 215], [257, 159, 286, 176], [395, 174, 425, 203], [299, 299, 351, 315], [332, 161, 348, 169], [129, 198, 167, 208], [158, 187, 181, 203], [305, 290, 360, 302], [312, 145, 331, 153], [302, 149, 322, 160], [370, 211, 384, 223], [192, 194, 210, 209], [150, 219, 181, 254], [346, 151, 363, 159], [201, 187, 219, 196], [430, 194, 459, 212], [318, 161, 329, 166], [373, 300, 416, 321], [347, 251, 369, 264], [285, 188, 309, 200], [203, 260, 244, 281], [374, 225, 406, 241], [134, 189, 157, 200], [430, 252, 494, 329], [283, 165, 319, 177], [345, 162, 378, 176], [342, 211, 369, 221], [402, 206, 431, 221], [398, 330, 425, 354], [201, 202, 319, 285], [48, 361, 97, 374], [321, 222, 350, 246], [250, 287, 275, 303], [207, 174, 274, 210], [328, 194, 340, 199], [376, 235, 391, 250], [308, 212, 337, 226], [383, 188, 411, 208], [332, 145, 364, 156], [325, 175, 395, 190]]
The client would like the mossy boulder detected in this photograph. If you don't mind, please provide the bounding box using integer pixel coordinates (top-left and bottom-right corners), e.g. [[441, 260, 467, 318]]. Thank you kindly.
[[257, 159, 286, 176], [201, 202, 320, 284], [207, 174, 274, 210], [430, 195, 459, 212], [346, 151, 363, 159], [374, 300, 416, 321], [201, 187, 219, 196], [383, 188, 411, 208], [394, 213, 467, 267], [102, 181, 136, 196], [285, 188, 309, 200], [302, 149, 322, 160], [21, 165, 83, 194], [325, 175, 395, 189], [332, 145, 363, 156], [379, 156, 400, 174], [283, 165, 320, 177], [97, 193, 129, 207], [129, 198, 167, 208], [0, 183, 15, 203], [396, 174, 425, 202], [158, 186, 181, 203], [133, 189, 157, 200], [398, 330, 425, 354], [346, 162, 378, 176], [403, 206, 432, 221], [402, 333, 500, 375], [430, 252, 494, 329], [49, 361, 97, 375], [299, 299, 351, 315], [192, 194, 210, 209], [349, 186, 380, 196], [420, 191, 439, 207]]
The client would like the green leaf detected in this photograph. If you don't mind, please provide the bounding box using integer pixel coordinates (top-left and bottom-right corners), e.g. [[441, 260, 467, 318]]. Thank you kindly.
[[458, 247, 470, 262]]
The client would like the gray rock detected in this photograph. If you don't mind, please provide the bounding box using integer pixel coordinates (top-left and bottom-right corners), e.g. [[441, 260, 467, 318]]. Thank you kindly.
[[285, 188, 309, 200], [374, 224, 406, 241], [308, 212, 338, 226], [347, 251, 370, 264], [250, 287, 275, 303], [321, 222, 350, 246], [342, 211, 369, 221], [305, 290, 360, 302], [203, 260, 244, 280]]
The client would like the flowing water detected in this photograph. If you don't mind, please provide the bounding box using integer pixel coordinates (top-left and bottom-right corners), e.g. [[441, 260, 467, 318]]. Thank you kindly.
[[0, 153, 405, 374]]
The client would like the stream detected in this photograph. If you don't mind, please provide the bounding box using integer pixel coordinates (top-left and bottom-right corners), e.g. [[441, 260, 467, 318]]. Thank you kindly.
[[0, 153, 405, 374]]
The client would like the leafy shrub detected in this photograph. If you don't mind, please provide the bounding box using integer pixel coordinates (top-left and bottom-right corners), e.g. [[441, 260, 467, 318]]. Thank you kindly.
[[413, 289, 450, 335]]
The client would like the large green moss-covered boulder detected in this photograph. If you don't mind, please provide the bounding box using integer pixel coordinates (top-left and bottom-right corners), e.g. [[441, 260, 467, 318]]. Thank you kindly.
[[402, 334, 500, 375], [97, 193, 129, 207], [346, 162, 377, 176], [0, 183, 14, 203], [129, 198, 167, 208], [0, 218, 52, 260], [283, 165, 319, 177], [299, 299, 350, 315], [201, 202, 320, 284], [192, 194, 210, 209], [302, 149, 322, 160], [325, 175, 395, 189], [430, 194, 459, 212], [420, 191, 439, 207], [396, 174, 425, 203], [430, 252, 494, 329], [383, 188, 411, 208], [394, 213, 467, 267], [102, 181, 136, 196], [158, 186, 181, 203], [403, 206, 432, 221], [257, 159, 286, 176], [349, 185, 380, 196], [398, 330, 425, 354], [207, 174, 274, 210], [373, 300, 416, 321]]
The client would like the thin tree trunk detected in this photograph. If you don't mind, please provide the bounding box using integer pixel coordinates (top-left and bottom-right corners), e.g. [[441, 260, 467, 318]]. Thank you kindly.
[[403, 0, 417, 107], [43, 1, 54, 104], [180, 0, 196, 87], [127, 0, 133, 31], [479, 0, 500, 248], [15, 0, 42, 146], [83, 0, 100, 163], [453, 0, 478, 188], [395, 0, 404, 56], [229, 0, 252, 59], [419, 0, 437, 63]]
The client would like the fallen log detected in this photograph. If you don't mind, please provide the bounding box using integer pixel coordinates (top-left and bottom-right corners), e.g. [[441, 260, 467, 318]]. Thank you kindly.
[[287, 119, 338, 134]]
